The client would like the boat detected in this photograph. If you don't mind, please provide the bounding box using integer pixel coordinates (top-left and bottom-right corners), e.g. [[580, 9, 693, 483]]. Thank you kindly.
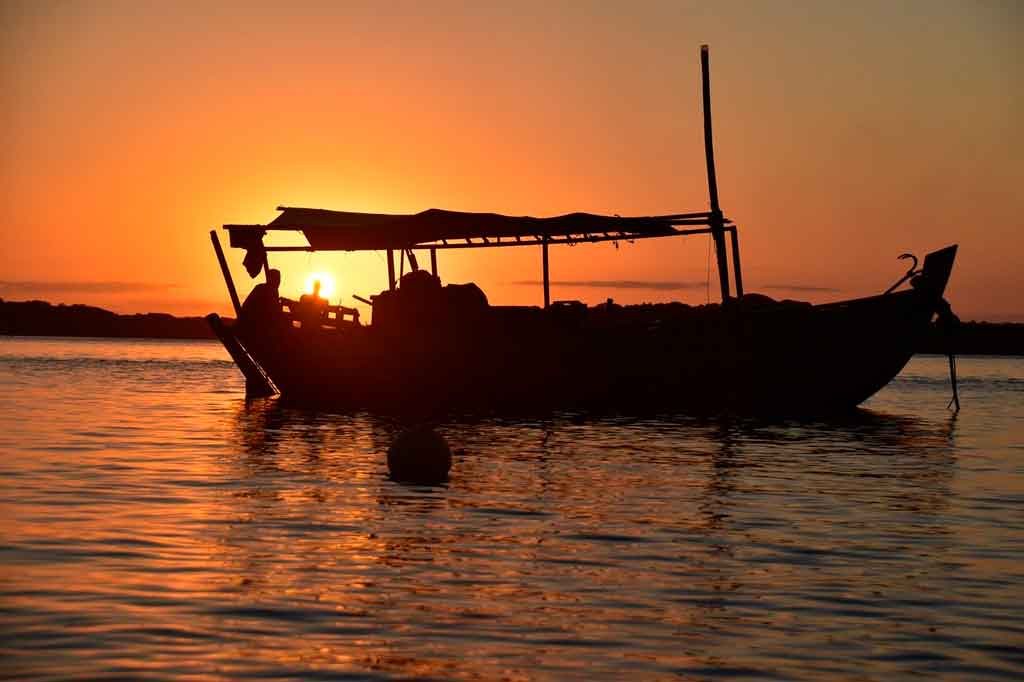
[[206, 46, 959, 414]]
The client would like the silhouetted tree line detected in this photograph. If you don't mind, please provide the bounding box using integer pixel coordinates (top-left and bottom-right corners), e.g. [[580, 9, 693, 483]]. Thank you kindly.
[[918, 320, 1023, 356], [0, 299, 217, 339], [1, 298, 1020, 354]]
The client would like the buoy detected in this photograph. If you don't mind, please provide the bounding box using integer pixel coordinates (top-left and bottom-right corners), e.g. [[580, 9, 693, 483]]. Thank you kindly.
[[387, 426, 452, 484]]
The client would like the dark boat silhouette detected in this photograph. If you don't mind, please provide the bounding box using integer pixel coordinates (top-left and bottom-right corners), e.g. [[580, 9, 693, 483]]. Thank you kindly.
[[206, 46, 958, 414]]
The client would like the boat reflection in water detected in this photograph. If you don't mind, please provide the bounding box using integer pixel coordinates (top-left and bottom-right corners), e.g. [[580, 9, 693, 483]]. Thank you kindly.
[[213, 397, 958, 678]]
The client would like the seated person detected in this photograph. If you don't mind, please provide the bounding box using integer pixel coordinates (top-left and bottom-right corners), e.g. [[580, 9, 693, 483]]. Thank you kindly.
[[297, 279, 329, 330], [239, 269, 285, 331]]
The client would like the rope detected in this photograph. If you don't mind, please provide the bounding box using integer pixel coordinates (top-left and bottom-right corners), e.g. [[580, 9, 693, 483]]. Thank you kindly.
[[947, 353, 960, 411], [936, 298, 961, 412]]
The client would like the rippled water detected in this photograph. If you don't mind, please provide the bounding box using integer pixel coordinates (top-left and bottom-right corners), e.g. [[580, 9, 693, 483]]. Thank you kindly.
[[1, 337, 1022, 680]]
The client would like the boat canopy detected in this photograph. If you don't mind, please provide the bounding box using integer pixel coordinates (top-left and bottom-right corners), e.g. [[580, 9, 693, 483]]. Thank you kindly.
[[226, 206, 732, 252]]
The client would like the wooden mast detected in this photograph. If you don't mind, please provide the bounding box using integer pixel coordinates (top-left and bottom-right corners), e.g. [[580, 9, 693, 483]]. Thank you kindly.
[[701, 45, 731, 302]]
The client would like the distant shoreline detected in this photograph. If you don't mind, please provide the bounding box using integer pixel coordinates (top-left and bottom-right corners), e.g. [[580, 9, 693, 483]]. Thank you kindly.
[[0, 299, 220, 340], [1, 298, 1021, 355]]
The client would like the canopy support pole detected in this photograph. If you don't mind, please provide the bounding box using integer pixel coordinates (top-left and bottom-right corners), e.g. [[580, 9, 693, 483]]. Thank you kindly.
[[210, 230, 242, 317], [701, 45, 731, 303], [542, 235, 550, 309], [728, 226, 744, 298], [430, 248, 437, 277], [387, 249, 396, 290]]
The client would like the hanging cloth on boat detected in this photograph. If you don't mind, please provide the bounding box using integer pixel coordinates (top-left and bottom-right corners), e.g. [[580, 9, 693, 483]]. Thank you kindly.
[[228, 229, 268, 279], [242, 243, 267, 278]]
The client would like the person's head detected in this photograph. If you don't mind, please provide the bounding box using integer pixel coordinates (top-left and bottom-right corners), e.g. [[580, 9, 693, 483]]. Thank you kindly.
[[267, 269, 281, 288], [312, 279, 321, 297]]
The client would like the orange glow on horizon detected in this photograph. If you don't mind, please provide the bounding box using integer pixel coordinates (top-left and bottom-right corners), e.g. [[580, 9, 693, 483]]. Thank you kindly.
[[0, 3, 1019, 321]]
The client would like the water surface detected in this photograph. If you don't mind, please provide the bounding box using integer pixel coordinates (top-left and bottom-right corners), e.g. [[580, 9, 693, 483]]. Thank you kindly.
[[1, 337, 1022, 680]]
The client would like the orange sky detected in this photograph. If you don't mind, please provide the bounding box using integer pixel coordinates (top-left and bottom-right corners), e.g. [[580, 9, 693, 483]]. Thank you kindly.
[[1, 1, 1020, 321]]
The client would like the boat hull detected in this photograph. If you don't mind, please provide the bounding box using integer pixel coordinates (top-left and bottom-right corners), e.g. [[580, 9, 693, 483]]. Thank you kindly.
[[221, 246, 957, 415]]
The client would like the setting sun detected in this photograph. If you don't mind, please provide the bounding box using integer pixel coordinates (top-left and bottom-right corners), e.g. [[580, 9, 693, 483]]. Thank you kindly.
[[304, 272, 336, 300]]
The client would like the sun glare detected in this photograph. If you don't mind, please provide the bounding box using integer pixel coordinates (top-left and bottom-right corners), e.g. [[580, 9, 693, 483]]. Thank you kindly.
[[304, 272, 336, 300]]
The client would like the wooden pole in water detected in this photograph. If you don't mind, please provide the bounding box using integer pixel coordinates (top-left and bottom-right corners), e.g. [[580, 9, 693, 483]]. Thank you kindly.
[[386, 249, 396, 290], [542, 235, 550, 309], [701, 45, 731, 303], [210, 230, 242, 317]]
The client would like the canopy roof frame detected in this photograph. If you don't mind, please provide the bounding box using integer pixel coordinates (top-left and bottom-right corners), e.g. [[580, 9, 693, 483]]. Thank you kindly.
[[235, 221, 730, 253], [224, 208, 731, 253]]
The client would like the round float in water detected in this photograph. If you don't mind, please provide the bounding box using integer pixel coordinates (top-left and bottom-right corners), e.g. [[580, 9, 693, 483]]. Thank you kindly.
[[387, 426, 452, 484]]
